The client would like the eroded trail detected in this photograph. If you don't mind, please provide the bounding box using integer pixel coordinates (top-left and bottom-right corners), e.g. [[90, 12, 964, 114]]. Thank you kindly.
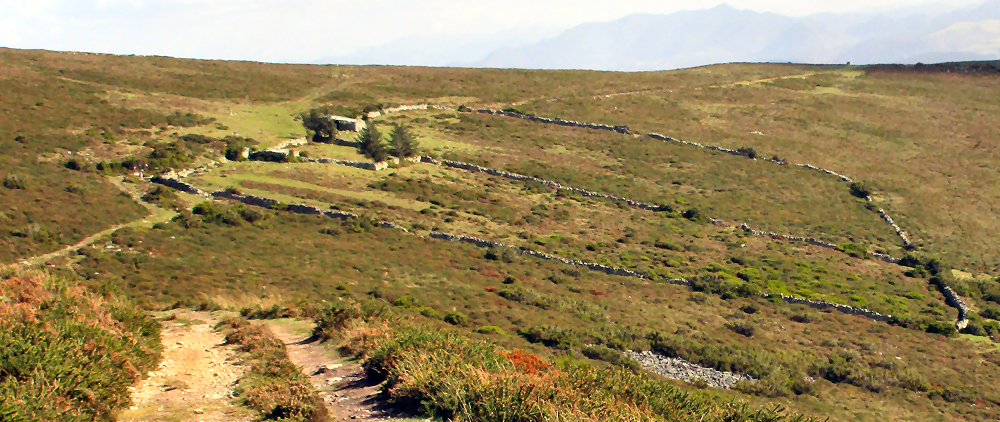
[[120, 311, 252, 422], [265, 321, 416, 422]]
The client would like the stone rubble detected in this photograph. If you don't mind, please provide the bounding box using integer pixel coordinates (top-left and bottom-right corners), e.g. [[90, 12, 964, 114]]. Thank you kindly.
[[626, 350, 755, 389]]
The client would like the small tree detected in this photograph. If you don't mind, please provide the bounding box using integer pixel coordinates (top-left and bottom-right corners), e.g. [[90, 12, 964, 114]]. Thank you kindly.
[[300, 109, 337, 143], [389, 123, 419, 158], [356, 123, 390, 162]]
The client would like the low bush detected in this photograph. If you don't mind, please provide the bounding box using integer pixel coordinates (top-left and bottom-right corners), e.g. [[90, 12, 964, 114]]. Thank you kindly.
[[0, 269, 162, 421], [581, 345, 641, 371], [215, 317, 328, 422], [3, 174, 28, 189], [343, 323, 815, 422]]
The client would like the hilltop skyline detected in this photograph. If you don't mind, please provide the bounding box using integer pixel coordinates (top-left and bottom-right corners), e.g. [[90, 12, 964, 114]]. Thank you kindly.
[[0, 0, 990, 67]]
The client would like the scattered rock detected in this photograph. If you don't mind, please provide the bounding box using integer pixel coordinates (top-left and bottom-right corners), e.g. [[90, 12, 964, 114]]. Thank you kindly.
[[627, 350, 754, 389]]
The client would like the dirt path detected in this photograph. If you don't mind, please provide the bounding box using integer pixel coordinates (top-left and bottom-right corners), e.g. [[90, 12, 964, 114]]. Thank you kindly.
[[264, 321, 420, 422], [120, 311, 253, 422], [17, 176, 177, 268]]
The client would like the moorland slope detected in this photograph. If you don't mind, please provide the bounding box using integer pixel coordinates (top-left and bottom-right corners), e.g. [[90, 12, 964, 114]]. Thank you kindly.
[[2, 48, 1000, 421]]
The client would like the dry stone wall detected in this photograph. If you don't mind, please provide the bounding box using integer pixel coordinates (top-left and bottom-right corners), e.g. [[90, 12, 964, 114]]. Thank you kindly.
[[940, 285, 970, 330], [149, 176, 210, 197], [164, 177, 903, 326], [210, 190, 359, 221], [647, 132, 909, 246], [476, 109, 630, 134], [761, 293, 893, 322], [478, 110, 967, 325], [477, 110, 908, 246], [441, 160, 664, 211], [303, 158, 389, 171]]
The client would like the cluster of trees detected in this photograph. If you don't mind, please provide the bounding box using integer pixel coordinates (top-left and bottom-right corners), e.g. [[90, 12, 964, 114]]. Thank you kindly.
[[300, 107, 420, 162], [355, 122, 419, 162]]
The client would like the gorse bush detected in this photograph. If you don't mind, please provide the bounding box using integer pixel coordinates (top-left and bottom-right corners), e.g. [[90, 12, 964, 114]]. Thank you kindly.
[[165, 111, 215, 127], [215, 317, 328, 422], [339, 323, 815, 422], [0, 269, 162, 421], [2, 174, 28, 190]]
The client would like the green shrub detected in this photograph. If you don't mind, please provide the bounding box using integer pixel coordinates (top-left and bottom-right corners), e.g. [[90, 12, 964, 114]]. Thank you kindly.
[[518, 325, 580, 349], [581, 345, 640, 371], [836, 242, 868, 259], [475, 326, 506, 335], [443, 311, 468, 326], [849, 182, 872, 198], [925, 321, 958, 337], [727, 321, 757, 337], [0, 270, 162, 421], [312, 301, 389, 341], [3, 174, 28, 189], [736, 147, 758, 159], [216, 318, 328, 421]]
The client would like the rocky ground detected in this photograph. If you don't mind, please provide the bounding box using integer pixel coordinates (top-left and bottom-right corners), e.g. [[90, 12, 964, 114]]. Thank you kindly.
[[627, 350, 755, 389]]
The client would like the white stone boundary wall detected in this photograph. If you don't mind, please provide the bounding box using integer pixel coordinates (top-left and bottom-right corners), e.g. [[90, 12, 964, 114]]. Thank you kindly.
[[476, 108, 630, 134], [441, 160, 664, 211], [648, 132, 910, 246], [940, 285, 970, 330], [877, 208, 911, 246], [473, 107, 910, 246]]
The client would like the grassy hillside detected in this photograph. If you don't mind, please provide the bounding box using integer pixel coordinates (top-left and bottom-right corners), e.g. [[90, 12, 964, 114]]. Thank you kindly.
[[4, 48, 1000, 421]]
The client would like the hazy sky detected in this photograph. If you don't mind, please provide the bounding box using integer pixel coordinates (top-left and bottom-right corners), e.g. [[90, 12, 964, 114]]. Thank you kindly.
[[0, 0, 986, 63]]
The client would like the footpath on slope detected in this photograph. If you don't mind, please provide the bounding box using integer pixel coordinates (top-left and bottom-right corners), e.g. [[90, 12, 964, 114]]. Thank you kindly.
[[17, 176, 177, 268], [120, 310, 252, 422], [263, 320, 420, 422]]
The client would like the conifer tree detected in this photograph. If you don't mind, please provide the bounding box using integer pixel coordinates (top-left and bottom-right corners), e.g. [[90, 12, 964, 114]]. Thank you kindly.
[[389, 123, 419, 158], [356, 123, 390, 162]]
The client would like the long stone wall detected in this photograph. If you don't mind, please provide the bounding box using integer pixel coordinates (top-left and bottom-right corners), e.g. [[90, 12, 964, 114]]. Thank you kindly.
[[167, 179, 909, 327], [761, 293, 893, 322], [210, 190, 359, 221], [648, 132, 912, 247], [478, 110, 910, 247], [304, 158, 389, 171], [476, 109, 630, 134], [441, 160, 664, 211], [149, 176, 210, 197], [940, 285, 970, 330]]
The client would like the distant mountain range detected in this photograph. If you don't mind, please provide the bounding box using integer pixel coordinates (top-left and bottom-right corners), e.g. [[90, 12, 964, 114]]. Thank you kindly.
[[318, 1, 1000, 71]]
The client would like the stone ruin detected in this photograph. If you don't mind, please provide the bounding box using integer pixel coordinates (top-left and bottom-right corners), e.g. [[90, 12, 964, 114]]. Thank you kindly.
[[330, 116, 363, 132]]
